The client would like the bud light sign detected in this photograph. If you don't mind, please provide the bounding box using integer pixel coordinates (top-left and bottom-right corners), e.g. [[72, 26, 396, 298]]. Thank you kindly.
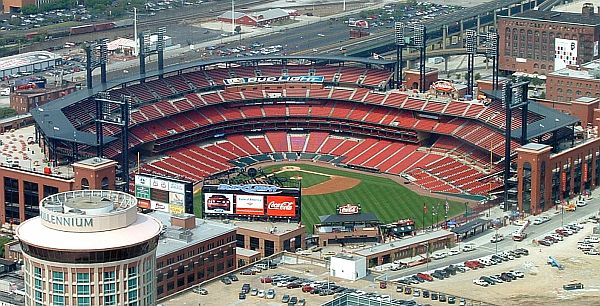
[[266, 196, 297, 217]]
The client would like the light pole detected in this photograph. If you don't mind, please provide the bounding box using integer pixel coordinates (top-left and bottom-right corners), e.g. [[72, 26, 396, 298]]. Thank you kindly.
[[394, 22, 405, 89], [495, 226, 498, 255]]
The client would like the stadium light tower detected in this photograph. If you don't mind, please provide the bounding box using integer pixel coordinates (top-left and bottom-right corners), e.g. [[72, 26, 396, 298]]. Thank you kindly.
[[465, 29, 477, 98], [412, 23, 427, 93], [138, 27, 167, 80], [394, 22, 405, 89], [485, 31, 500, 90], [84, 39, 108, 89]]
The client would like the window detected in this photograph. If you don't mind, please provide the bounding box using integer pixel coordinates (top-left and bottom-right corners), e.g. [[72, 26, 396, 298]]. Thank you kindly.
[[43, 185, 59, 197], [52, 283, 64, 294], [4, 177, 19, 223], [104, 295, 116, 306], [128, 289, 138, 301], [77, 297, 91, 306], [128, 266, 137, 277], [128, 278, 137, 289], [34, 267, 41, 278], [81, 178, 89, 190], [77, 285, 90, 295], [101, 177, 109, 190], [53, 295, 64, 306], [52, 271, 64, 282], [23, 181, 39, 219], [104, 283, 116, 294], [103, 271, 115, 282], [34, 279, 42, 290], [76, 272, 90, 283]]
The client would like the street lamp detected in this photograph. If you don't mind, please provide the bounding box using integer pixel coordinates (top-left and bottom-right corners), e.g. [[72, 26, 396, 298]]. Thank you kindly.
[[465, 29, 477, 98]]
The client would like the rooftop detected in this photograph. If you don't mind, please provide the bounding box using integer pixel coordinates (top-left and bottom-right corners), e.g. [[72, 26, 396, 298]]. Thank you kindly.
[[550, 58, 600, 80], [233, 220, 303, 235], [352, 230, 455, 256], [236, 247, 260, 257], [150, 211, 235, 257], [506, 9, 600, 26], [519, 143, 552, 152], [0, 51, 61, 72], [318, 212, 380, 225], [74, 157, 115, 167], [333, 253, 364, 262]]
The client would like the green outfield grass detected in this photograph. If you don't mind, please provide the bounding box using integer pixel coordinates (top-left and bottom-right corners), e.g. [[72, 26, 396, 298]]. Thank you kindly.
[[269, 170, 329, 188], [194, 164, 467, 232]]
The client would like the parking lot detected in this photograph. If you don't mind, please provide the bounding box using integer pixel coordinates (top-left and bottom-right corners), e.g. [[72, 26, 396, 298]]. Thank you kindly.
[[410, 221, 600, 306]]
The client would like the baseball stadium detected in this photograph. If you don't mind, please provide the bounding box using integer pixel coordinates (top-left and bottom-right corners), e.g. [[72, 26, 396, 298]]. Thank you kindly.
[[29, 55, 583, 229]]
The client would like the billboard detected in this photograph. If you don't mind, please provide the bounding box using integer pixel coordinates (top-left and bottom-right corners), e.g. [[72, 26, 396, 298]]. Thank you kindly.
[[555, 38, 578, 71], [204, 193, 234, 214], [235, 195, 265, 215], [223, 75, 324, 86], [266, 196, 297, 217], [134, 174, 193, 214], [202, 184, 301, 220]]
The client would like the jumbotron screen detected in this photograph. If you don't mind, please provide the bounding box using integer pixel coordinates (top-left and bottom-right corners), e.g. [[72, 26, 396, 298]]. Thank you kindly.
[[134, 174, 193, 214], [202, 184, 301, 221]]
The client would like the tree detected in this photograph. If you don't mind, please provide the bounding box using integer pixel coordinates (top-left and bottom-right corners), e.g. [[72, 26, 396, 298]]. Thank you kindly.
[[0, 108, 17, 120], [474, 72, 481, 80], [21, 4, 38, 15]]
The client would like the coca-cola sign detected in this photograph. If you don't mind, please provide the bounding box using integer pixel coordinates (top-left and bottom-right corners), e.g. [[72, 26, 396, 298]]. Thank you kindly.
[[266, 196, 297, 217], [337, 204, 360, 215]]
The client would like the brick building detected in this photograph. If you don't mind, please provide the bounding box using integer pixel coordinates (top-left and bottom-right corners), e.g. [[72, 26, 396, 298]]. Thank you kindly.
[[151, 212, 236, 299], [546, 58, 600, 102], [10, 86, 77, 114], [235, 220, 305, 258], [499, 3, 600, 75], [516, 138, 600, 215], [0, 157, 116, 224]]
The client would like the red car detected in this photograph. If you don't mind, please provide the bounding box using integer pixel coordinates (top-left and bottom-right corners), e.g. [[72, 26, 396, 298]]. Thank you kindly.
[[206, 194, 231, 211], [464, 260, 483, 269], [302, 285, 314, 293], [260, 277, 272, 283], [416, 273, 433, 282]]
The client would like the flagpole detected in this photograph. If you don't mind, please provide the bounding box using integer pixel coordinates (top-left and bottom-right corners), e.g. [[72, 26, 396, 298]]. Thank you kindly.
[[422, 203, 426, 233]]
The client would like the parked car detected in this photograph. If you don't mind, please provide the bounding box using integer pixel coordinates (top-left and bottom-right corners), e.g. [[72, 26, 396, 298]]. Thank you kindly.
[[473, 279, 489, 286], [266, 289, 276, 299], [192, 287, 208, 295], [490, 233, 504, 243], [250, 288, 258, 296], [221, 277, 232, 285], [538, 240, 552, 246], [238, 292, 246, 300], [416, 273, 433, 282], [563, 283, 584, 290], [241, 283, 250, 293], [257, 290, 265, 298], [282, 294, 290, 303]]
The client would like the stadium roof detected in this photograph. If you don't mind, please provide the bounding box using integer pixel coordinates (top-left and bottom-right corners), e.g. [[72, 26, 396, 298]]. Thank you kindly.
[[31, 55, 394, 146], [450, 218, 489, 235], [482, 90, 579, 139], [353, 230, 454, 256], [318, 212, 380, 224]]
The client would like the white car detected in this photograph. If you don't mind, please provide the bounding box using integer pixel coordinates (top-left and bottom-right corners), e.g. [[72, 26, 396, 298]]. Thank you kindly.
[[576, 201, 588, 207], [265, 289, 275, 299], [533, 218, 544, 225], [490, 234, 504, 243], [257, 290, 265, 298], [449, 249, 461, 256], [550, 234, 564, 241], [432, 252, 448, 260], [462, 243, 477, 252], [473, 279, 489, 287], [585, 248, 599, 255], [509, 270, 525, 278]]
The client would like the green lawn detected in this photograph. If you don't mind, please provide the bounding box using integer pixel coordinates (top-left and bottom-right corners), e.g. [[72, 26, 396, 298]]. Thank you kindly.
[[194, 164, 467, 233]]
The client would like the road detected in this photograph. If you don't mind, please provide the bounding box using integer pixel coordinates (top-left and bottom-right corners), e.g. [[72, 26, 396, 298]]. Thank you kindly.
[[380, 199, 600, 281]]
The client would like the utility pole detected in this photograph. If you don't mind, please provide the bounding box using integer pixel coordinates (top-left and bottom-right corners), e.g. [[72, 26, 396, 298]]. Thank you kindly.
[[134, 7, 138, 56], [231, 0, 235, 34]]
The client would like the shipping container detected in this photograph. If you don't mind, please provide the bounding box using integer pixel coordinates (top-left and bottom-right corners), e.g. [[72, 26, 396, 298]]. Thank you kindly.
[[70, 25, 95, 35]]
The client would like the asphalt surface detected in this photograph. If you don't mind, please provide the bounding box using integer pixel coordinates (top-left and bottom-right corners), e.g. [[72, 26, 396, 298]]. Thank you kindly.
[[381, 201, 600, 281]]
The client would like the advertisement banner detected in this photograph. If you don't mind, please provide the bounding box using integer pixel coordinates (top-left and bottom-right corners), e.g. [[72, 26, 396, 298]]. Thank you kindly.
[[169, 192, 185, 206], [223, 75, 324, 86], [169, 181, 186, 194], [561, 172, 567, 192], [151, 178, 170, 191], [235, 195, 265, 215], [135, 175, 151, 187], [584, 163, 588, 182], [555, 38, 578, 71], [266, 196, 297, 217], [151, 200, 170, 213], [169, 204, 185, 215], [135, 186, 151, 199], [137, 199, 151, 209], [204, 193, 234, 214]]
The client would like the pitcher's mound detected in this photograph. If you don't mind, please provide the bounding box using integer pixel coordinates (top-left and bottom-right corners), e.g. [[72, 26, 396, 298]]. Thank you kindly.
[[303, 176, 361, 195]]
